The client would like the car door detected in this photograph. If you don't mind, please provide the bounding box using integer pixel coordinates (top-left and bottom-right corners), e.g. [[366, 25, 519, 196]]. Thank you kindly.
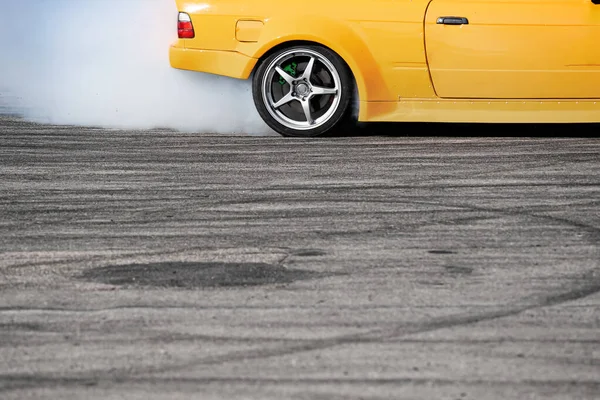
[[424, 0, 600, 99]]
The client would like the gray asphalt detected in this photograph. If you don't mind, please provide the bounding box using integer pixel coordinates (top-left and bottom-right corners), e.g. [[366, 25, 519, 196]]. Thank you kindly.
[[1, 117, 599, 400]]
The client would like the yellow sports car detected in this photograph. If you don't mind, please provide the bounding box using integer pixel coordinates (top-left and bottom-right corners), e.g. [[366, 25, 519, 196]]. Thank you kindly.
[[170, 0, 600, 137]]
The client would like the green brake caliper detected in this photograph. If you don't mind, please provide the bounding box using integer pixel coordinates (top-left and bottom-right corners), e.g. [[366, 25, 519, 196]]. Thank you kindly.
[[278, 62, 298, 85]]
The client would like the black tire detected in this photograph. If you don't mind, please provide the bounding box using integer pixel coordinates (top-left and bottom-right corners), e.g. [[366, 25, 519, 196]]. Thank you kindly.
[[252, 44, 354, 138]]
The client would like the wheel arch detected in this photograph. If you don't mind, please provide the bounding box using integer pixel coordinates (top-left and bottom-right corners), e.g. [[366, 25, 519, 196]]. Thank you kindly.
[[241, 16, 392, 104], [254, 40, 357, 97]]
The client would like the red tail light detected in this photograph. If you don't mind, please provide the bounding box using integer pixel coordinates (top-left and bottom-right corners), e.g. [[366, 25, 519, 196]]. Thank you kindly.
[[178, 12, 195, 39]]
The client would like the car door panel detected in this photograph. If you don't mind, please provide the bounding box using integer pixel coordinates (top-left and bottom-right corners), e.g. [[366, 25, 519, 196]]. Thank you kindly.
[[425, 0, 600, 99]]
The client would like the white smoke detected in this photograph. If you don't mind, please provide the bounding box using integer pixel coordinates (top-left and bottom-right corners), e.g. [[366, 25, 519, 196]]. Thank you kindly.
[[0, 0, 271, 134]]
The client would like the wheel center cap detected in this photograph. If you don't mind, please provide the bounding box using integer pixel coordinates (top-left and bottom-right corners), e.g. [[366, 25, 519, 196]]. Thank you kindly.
[[296, 83, 309, 96]]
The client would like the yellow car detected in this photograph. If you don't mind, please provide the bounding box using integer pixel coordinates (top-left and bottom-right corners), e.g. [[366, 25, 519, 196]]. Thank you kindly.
[[170, 0, 600, 137]]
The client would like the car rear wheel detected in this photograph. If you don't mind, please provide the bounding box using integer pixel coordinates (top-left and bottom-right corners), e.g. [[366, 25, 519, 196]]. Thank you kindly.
[[252, 45, 353, 137]]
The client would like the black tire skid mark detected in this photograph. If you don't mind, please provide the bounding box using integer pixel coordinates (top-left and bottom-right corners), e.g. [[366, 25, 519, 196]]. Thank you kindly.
[[12, 201, 587, 383], [2, 136, 599, 387], [1, 201, 598, 385]]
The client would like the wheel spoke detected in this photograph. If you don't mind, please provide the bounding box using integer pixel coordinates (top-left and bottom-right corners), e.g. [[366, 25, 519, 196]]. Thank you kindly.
[[301, 100, 314, 125], [272, 92, 295, 109], [275, 66, 294, 85], [311, 85, 338, 96], [301, 57, 316, 81]]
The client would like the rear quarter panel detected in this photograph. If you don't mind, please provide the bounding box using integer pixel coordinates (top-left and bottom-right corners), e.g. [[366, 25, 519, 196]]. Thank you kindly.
[[174, 0, 435, 102]]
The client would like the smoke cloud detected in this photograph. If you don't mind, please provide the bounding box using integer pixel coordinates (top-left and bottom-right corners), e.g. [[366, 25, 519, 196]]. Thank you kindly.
[[0, 0, 271, 134]]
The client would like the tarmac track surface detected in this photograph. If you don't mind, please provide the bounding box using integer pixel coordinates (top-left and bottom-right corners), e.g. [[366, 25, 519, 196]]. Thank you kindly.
[[0, 117, 599, 399]]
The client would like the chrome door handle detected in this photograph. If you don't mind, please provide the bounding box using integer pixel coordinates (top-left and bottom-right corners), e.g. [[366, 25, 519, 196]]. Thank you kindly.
[[437, 17, 469, 25]]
